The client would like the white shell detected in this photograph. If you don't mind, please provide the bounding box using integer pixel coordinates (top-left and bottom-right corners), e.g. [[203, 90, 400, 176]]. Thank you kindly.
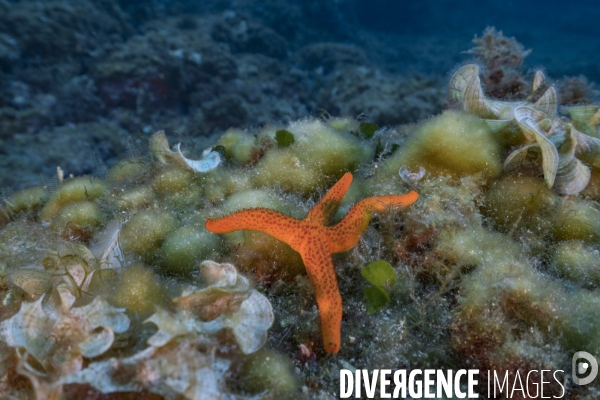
[[462, 70, 493, 118], [572, 127, 600, 169], [448, 64, 479, 105], [514, 106, 559, 188], [554, 157, 590, 195], [547, 118, 566, 138], [90, 219, 124, 270], [449, 64, 558, 125], [145, 308, 188, 348], [150, 130, 221, 173], [532, 87, 557, 118], [553, 130, 591, 195], [10, 268, 51, 299], [503, 144, 543, 176], [531, 70, 546, 94], [66, 260, 87, 288], [78, 327, 115, 358], [398, 165, 426, 183], [507, 109, 593, 195], [54, 282, 77, 313], [224, 290, 273, 354], [486, 99, 526, 120], [60, 262, 269, 398], [44, 245, 99, 303], [70, 297, 129, 335], [0, 298, 52, 363], [200, 259, 240, 287], [174, 143, 221, 173]]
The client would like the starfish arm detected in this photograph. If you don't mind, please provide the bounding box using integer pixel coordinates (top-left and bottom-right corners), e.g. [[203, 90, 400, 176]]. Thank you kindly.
[[205, 208, 301, 244], [306, 172, 353, 225], [327, 191, 419, 253], [296, 237, 342, 354]]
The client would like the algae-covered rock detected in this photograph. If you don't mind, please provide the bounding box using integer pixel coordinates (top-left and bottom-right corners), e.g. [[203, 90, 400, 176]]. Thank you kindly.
[[107, 158, 148, 183], [220, 188, 304, 220], [160, 224, 221, 275], [1, 186, 49, 229], [551, 199, 600, 243], [326, 116, 360, 133], [253, 118, 373, 194], [381, 110, 502, 181], [453, 231, 568, 387], [253, 147, 322, 194], [240, 349, 299, 394], [4, 49, 600, 397], [151, 165, 204, 208], [115, 186, 155, 211], [39, 176, 107, 221], [120, 209, 178, 257], [201, 167, 253, 203], [558, 290, 600, 355], [2, 186, 48, 216], [481, 175, 557, 233], [216, 128, 260, 164], [49, 200, 104, 241], [111, 263, 168, 316], [435, 227, 519, 273], [553, 240, 600, 286]]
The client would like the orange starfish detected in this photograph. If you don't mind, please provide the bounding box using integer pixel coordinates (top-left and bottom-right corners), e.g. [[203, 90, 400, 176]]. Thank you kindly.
[[205, 172, 418, 354]]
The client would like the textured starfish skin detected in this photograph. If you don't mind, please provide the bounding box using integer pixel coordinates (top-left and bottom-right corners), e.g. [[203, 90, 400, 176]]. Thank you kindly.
[[205, 172, 418, 354]]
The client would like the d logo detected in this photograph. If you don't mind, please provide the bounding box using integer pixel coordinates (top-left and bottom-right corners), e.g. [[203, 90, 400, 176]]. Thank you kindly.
[[572, 351, 598, 385]]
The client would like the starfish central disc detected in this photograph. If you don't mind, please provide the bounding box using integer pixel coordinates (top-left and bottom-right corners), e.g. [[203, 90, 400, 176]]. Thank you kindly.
[[205, 172, 418, 354]]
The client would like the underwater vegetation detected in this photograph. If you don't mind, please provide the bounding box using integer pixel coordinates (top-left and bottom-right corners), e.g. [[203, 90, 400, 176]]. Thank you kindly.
[[464, 27, 533, 99], [449, 64, 600, 196], [2, 28, 600, 399]]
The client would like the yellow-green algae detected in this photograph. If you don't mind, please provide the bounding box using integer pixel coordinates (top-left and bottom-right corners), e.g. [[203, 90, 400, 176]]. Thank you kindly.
[[159, 224, 221, 275], [1, 110, 600, 398], [111, 262, 168, 316], [380, 110, 502, 180], [480, 175, 557, 233], [39, 176, 107, 221], [119, 208, 178, 257], [239, 349, 300, 394], [49, 200, 104, 240], [553, 240, 600, 286]]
